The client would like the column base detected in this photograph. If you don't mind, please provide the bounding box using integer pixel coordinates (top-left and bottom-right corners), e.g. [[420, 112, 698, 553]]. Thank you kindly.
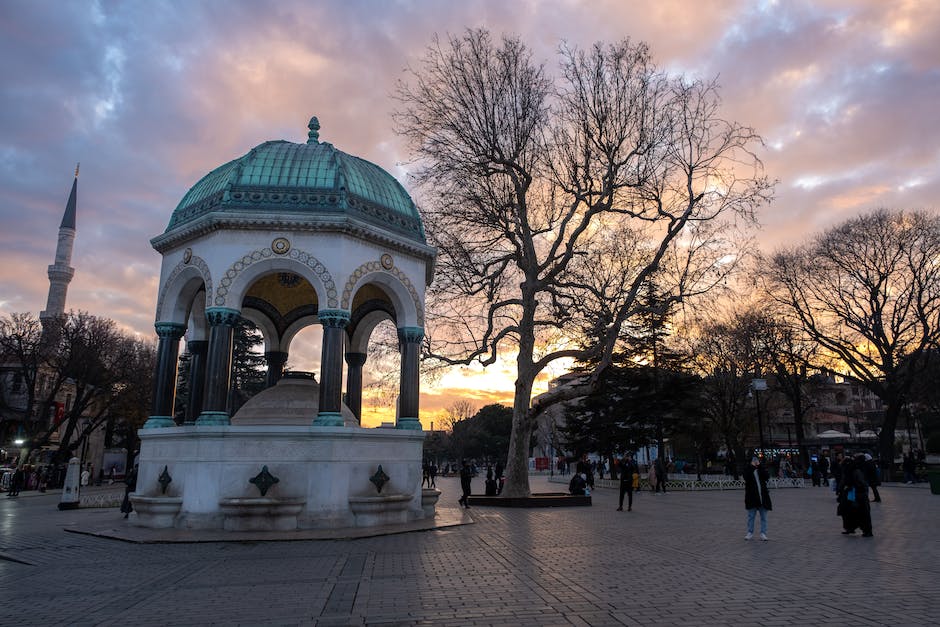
[[313, 412, 344, 427], [143, 416, 177, 429], [196, 411, 231, 426], [396, 417, 423, 430]]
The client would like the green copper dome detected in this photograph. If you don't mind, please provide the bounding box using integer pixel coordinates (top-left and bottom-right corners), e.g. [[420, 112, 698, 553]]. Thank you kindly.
[[166, 117, 425, 242]]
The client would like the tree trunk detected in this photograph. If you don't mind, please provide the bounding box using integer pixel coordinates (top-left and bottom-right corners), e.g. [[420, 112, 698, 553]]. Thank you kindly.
[[502, 373, 536, 497], [878, 402, 903, 482]]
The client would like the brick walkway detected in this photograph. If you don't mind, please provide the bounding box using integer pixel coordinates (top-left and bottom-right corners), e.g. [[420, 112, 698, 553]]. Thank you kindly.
[[1, 476, 937, 626]]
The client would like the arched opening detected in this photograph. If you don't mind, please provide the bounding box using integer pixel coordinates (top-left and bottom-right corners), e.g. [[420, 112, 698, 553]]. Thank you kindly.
[[357, 319, 401, 428], [286, 324, 323, 375]]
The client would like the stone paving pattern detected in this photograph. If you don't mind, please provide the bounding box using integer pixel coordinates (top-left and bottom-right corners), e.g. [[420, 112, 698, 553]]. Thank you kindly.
[[1, 475, 937, 626]]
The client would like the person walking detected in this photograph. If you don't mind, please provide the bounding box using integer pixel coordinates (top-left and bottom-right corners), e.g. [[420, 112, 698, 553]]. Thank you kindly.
[[428, 462, 437, 488], [862, 453, 881, 502], [744, 456, 773, 541], [655, 456, 668, 494], [458, 460, 473, 509], [647, 462, 658, 494], [617, 453, 639, 512], [7, 466, 23, 497], [121, 464, 138, 519]]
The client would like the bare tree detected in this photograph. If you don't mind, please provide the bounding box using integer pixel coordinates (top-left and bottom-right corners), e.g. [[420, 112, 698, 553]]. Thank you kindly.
[[440, 399, 476, 433], [396, 30, 772, 496], [0, 311, 155, 463], [768, 209, 940, 477]]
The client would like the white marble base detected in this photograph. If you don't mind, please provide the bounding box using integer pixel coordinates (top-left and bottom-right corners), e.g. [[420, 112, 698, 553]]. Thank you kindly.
[[134, 425, 425, 531]]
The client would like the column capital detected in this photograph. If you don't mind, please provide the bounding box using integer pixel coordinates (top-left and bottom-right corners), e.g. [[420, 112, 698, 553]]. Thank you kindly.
[[318, 309, 350, 328], [205, 307, 241, 327], [397, 326, 425, 344], [154, 321, 187, 340], [344, 351, 367, 368]]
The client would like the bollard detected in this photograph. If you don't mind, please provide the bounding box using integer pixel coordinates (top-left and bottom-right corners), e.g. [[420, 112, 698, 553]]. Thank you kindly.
[[58, 457, 81, 510]]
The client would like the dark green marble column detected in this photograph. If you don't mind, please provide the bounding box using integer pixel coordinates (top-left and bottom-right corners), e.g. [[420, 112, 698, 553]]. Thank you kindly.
[[143, 322, 187, 429], [314, 309, 349, 426], [184, 339, 208, 425], [344, 351, 367, 423], [264, 350, 288, 388], [397, 326, 423, 430], [197, 307, 240, 426]]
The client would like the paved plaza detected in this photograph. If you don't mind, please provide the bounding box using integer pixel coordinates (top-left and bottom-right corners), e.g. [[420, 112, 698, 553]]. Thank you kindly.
[[1, 475, 937, 626]]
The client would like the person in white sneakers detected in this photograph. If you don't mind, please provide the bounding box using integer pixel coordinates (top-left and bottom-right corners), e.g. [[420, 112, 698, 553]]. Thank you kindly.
[[743, 456, 773, 541]]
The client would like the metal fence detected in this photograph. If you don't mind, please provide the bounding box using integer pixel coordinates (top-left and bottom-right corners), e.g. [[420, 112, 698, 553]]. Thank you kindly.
[[548, 474, 805, 491]]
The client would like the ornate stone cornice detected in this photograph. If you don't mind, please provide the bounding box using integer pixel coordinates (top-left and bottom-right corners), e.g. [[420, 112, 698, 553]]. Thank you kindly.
[[151, 213, 437, 263]]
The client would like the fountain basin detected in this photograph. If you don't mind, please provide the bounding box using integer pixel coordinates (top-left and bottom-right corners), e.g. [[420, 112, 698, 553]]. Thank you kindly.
[[129, 495, 183, 528], [421, 488, 441, 517], [219, 497, 306, 531], [348, 493, 413, 527]]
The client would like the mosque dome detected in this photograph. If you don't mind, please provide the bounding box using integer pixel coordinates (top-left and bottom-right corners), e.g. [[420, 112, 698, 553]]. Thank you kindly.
[[164, 117, 425, 243]]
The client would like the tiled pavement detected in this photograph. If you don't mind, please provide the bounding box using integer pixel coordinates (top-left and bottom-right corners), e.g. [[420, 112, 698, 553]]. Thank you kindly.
[[0, 476, 937, 626]]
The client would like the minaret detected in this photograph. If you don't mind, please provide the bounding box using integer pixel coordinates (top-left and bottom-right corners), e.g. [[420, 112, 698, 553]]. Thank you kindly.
[[40, 164, 79, 325]]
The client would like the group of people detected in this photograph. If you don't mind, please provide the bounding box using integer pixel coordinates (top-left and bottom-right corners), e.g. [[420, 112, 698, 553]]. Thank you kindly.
[[743, 449, 881, 541], [3, 464, 53, 495], [832, 451, 877, 537], [421, 461, 438, 489]]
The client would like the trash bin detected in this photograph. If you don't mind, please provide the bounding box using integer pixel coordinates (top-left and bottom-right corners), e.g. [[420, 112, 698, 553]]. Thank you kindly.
[[928, 470, 940, 495]]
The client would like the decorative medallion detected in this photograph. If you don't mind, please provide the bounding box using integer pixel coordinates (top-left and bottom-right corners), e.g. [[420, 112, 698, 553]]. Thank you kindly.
[[182, 248, 193, 264], [272, 237, 291, 255], [158, 465, 172, 495], [380, 253, 394, 270], [369, 465, 390, 494], [249, 465, 280, 496]]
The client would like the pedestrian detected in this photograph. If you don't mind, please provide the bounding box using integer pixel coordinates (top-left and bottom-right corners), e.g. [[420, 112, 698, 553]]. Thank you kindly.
[[121, 464, 138, 519], [902, 452, 916, 484], [429, 462, 437, 488], [809, 456, 820, 486], [838, 454, 873, 537], [484, 467, 497, 496], [820, 451, 831, 487], [647, 462, 658, 494], [617, 453, 638, 512], [458, 460, 472, 508], [422, 461, 430, 488], [831, 451, 845, 495], [862, 453, 881, 502], [7, 466, 23, 497], [80, 466, 91, 487], [744, 456, 772, 541], [655, 456, 667, 494]]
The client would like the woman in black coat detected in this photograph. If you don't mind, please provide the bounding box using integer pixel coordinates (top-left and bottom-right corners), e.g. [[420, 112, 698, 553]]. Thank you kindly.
[[743, 456, 773, 540]]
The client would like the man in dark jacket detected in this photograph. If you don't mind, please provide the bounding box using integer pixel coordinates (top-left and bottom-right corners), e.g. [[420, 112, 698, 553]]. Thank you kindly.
[[617, 453, 639, 511], [458, 460, 473, 508], [744, 456, 773, 540]]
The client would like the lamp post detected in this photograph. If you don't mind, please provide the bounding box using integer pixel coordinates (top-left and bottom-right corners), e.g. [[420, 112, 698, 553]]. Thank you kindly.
[[752, 378, 767, 456]]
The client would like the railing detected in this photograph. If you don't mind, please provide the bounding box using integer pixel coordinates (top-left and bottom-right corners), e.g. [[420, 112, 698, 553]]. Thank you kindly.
[[548, 474, 805, 491]]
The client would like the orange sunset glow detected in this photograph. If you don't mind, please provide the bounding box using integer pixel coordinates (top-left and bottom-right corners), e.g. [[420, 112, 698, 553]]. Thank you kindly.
[[2, 1, 938, 428]]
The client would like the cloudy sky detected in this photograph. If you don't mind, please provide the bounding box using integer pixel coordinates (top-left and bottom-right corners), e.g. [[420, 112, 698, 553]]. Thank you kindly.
[[1, 0, 938, 426]]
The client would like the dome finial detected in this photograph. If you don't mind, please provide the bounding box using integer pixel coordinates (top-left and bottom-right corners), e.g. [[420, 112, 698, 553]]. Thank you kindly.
[[307, 116, 320, 144]]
